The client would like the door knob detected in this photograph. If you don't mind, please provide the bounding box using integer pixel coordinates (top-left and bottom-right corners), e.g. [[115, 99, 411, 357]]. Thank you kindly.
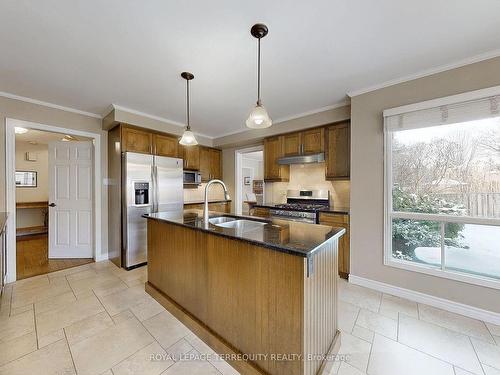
[[48, 203, 56, 207]]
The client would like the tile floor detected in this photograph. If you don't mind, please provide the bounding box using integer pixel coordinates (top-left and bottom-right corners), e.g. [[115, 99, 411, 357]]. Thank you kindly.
[[0, 261, 499, 375], [335, 280, 500, 375]]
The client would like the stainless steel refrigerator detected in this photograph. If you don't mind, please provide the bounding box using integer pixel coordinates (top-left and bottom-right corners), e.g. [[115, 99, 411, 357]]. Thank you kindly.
[[122, 152, 183, 269]]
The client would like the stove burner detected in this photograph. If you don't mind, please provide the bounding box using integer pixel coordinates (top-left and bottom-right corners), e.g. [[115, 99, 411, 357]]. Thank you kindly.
[[275, 203, 328, 210]]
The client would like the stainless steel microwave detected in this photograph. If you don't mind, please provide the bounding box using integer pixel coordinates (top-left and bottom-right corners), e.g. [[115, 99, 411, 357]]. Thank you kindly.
[[183, 170, 201, 185]]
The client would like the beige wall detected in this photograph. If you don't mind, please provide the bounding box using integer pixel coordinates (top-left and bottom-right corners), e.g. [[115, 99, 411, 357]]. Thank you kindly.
[[350, 56, 500, 313], [15, 141, 49, 229], [0, 96, 107, 258], [15, 141, 49, 203]]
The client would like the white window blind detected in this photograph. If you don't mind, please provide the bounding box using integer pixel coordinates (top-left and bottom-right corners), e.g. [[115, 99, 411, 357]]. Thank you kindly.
[[385, 95, 500, 131]]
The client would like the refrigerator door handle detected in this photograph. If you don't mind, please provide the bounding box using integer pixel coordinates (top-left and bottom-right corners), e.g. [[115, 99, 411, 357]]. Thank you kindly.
[[151, 163, 156, 212], [155, 164, 159, 212]]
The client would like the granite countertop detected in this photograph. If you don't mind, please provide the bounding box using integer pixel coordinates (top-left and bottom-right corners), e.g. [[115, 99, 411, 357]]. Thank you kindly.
[[184, 199, 231, 205], [0, 212, 8, 233], [254, 202, 350, 215], [144, 209, 345, 258]]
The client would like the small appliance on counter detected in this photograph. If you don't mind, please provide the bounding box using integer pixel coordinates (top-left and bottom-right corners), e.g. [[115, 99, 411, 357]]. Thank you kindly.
[[269, 189, 330, 224]]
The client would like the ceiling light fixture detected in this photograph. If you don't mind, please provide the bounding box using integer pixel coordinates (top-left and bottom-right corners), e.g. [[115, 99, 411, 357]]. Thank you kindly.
[[14, 127, 29, 134], [61, 134, 77, 142], [246, 23, 272, 129], [179, 72, 198, 146]]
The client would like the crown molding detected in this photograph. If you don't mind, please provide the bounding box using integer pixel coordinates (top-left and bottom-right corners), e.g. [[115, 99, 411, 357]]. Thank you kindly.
[[213, 100, 350, 139], [347, 48, 500, 98], [0, 91, 102, 119], [110, 104, 214, 139], [273, 100, 350, 124]]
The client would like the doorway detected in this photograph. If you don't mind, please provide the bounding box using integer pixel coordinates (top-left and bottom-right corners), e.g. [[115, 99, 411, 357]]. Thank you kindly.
[[234, 146, 264, 215], [6, 119, 103, 282]]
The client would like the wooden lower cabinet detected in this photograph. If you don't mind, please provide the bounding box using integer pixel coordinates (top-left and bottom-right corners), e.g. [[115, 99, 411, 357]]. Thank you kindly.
[[250, 207, 271, 218], [207, 201, 230, 213], [184, 201, 230, 213], [319, 212, 350, 278]]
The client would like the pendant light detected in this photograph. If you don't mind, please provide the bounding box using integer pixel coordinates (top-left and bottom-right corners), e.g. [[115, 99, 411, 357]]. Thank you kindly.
[[246, 23, 272, 129], [179, 71, 198, 146]]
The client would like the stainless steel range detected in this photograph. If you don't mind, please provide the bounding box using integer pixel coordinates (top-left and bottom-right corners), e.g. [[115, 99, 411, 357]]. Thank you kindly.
[[269, 190, 330, 224]]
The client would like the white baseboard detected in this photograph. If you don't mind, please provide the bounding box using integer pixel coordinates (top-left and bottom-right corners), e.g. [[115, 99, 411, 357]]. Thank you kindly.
[[349, 274, 500, 326], [94, 253, 109, 262]]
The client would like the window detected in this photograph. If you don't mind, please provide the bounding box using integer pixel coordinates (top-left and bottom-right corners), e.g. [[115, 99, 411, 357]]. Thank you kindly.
[[15, 171, 37, 187], [384, 88, 500, 288]]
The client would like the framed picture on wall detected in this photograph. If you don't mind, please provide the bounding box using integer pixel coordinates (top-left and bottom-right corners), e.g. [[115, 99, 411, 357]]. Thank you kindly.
[[244, 177, 251, 185], [15, 171, 37, 187]]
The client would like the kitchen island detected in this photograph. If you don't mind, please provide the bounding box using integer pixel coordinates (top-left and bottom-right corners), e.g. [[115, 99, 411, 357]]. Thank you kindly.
[[144, 209, 345, 375]]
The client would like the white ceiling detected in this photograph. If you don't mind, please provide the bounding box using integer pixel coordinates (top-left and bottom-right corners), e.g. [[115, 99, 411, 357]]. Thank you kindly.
[[1, 1, 500, 138]]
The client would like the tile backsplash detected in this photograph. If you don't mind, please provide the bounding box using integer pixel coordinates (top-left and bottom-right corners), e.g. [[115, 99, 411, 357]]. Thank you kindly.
[[264, 163, 350, 207]]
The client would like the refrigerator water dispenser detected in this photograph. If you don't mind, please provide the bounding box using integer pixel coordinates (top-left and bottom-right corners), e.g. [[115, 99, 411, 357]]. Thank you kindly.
[[134, 182, 149, 205]]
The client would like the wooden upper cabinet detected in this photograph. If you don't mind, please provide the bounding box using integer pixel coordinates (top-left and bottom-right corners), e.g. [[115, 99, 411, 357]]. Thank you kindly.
[[209, 148, 222, 180], [264, 136, 289, 182], [153, 134, 178, 157], [282, 128, 324, 156], [122, 127, 152, 154], [325, 122, 350, 180], [182, 145, 200, 170], [283, 132, 301, 156], [302, 128, 324, 154], [199, 147, 211, 181]]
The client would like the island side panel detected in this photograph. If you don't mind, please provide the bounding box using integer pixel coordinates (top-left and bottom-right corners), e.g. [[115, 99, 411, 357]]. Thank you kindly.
[[303, 238, 340, 375], [206, 234, 304, 375], [147, 220, 209, 320], [147, 219, 306, 375]]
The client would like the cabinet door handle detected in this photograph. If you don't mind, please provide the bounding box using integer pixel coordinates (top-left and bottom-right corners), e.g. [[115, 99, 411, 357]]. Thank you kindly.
[[48, 203, 56, 207]]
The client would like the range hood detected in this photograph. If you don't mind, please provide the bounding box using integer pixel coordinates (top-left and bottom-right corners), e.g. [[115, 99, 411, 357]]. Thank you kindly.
[[277, 152, 325, 165]]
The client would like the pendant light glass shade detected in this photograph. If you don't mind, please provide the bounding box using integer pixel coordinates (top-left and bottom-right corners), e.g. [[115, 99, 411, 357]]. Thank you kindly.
[[246, 23, 272, 129], [179, 129, 198, 145], [179, 71, 198, 146], [246, 102, 272, 129]]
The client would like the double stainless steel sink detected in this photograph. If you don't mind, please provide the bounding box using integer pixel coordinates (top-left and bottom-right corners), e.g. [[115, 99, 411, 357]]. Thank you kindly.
[[208, 216, 266, 231]]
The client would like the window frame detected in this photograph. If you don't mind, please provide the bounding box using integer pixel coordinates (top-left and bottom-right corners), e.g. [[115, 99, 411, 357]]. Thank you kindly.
[[383, 86, 500, 290]]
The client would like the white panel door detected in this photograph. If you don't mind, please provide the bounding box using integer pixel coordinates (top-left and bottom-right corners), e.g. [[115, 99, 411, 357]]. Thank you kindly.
[[48, 141, 93, 258]]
